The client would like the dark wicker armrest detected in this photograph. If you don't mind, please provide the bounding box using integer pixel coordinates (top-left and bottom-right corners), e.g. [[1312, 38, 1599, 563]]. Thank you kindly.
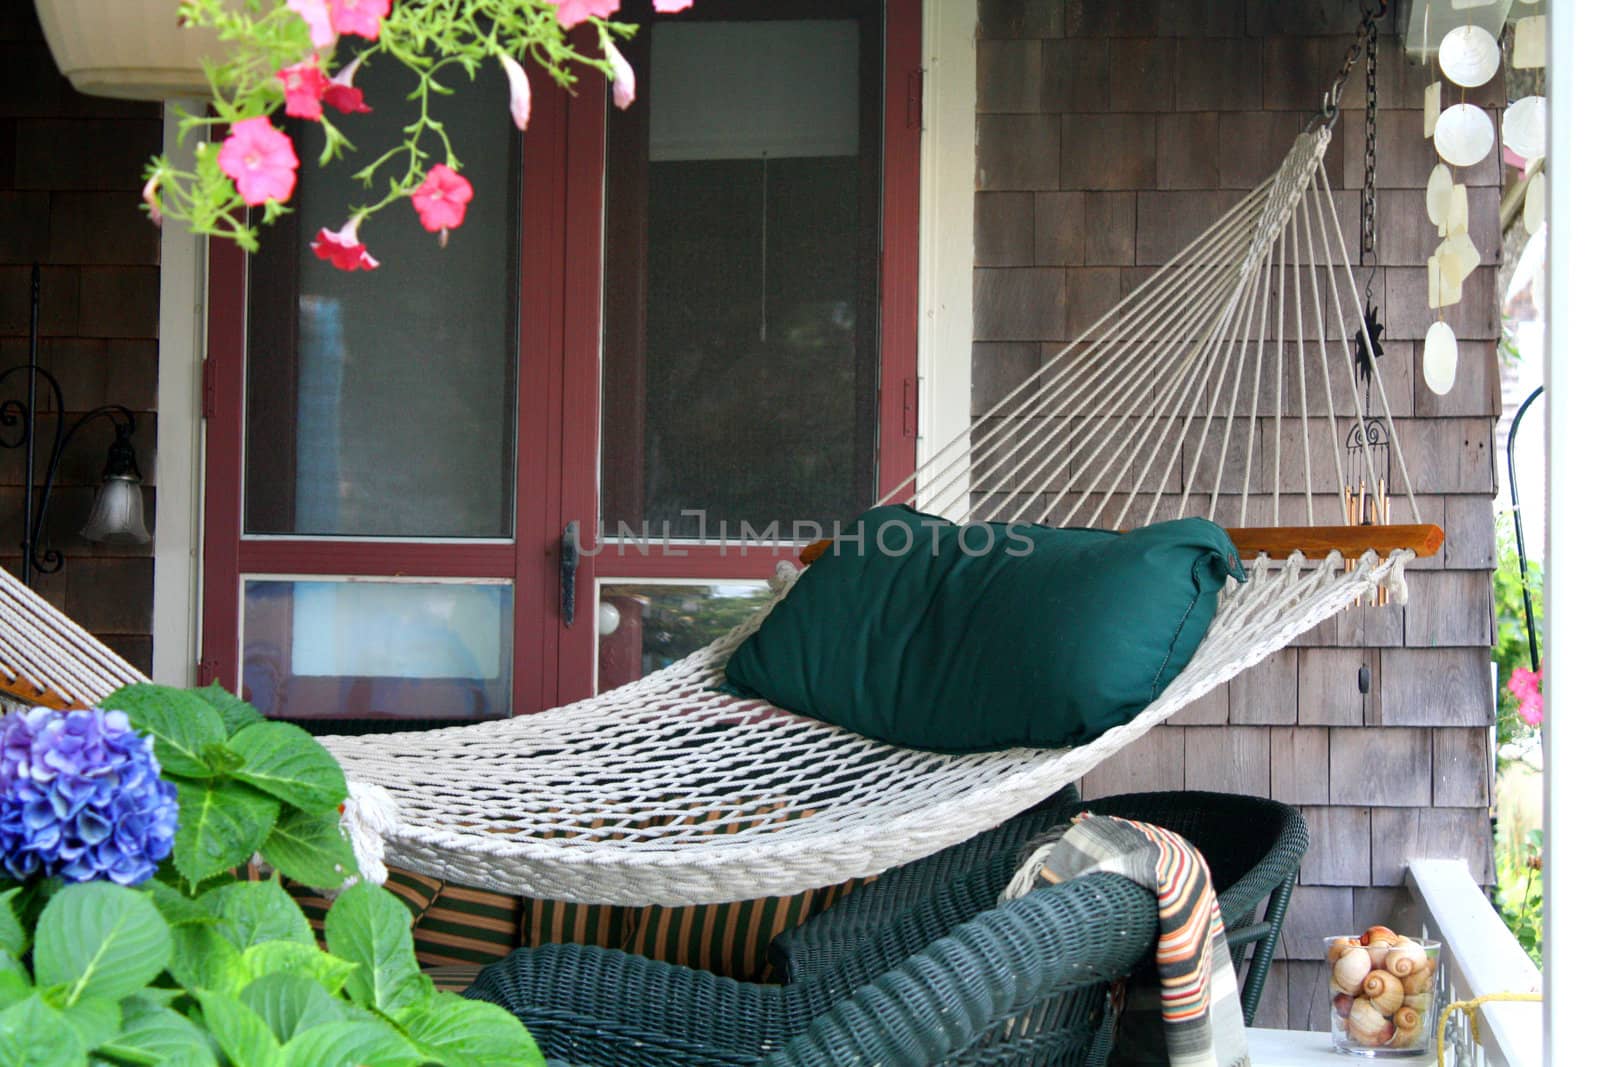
[[760, 872, 1157, 1067]]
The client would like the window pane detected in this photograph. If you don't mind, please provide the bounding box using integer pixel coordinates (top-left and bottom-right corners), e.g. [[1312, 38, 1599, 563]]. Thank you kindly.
[[242, 578, 512, 720], [601, 18, 880, 538], [596, 581, 772, 693], [244, 55, 519, 538]]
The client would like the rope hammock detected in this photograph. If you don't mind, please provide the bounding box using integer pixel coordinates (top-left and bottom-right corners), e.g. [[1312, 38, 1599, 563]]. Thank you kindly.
[[0, 564, 145, 710], [0, 125, 1442, 907]]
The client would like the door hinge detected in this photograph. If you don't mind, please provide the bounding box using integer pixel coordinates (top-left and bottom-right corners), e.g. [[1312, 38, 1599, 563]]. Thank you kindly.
[[907, 68, 925, 131], [201, 359, 217, 420], [902, 376, 918, 437]]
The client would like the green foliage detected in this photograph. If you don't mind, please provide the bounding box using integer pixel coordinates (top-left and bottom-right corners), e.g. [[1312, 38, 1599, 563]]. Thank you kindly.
[[1496, 828, 1544, 967], [1491, 513, 1544, 748], [149, 0, 638, 250], [0, 683, 545, 1066]]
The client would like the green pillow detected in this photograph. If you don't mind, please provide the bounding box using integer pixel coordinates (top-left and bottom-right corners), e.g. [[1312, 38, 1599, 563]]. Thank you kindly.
[[722, 505, 1246, 753]]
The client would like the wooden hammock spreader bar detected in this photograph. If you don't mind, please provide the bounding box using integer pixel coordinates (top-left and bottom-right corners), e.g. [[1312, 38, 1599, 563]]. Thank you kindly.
[[798, 523, 1444, 567]]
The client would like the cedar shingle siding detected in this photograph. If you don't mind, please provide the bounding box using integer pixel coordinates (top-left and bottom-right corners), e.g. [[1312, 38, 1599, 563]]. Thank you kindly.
[[975, 0, 1498, 1031], [1, 11, 161, 673]]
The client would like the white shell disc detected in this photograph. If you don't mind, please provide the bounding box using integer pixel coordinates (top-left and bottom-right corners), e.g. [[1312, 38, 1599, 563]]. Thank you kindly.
[[1424, 320, 1459, 395], [1424, 81, 1442, 138], [1447, 183, 1470, 237], [1502, 96, 1547, 161], [1434, 104, 1496, 167], [1439, 24, 1501, 88], [1437, 232, 1482, 289], [1426, 164, 1453, 229], [1525, 171, 1547, 234], [1514, 15, 1547, 69]]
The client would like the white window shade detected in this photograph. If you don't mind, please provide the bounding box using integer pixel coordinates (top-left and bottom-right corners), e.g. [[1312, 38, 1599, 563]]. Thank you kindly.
[[648, 20, 860, 161]]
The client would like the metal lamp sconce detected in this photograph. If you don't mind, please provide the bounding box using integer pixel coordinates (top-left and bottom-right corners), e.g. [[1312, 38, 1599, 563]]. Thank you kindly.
[[2, 264, 151, 587]]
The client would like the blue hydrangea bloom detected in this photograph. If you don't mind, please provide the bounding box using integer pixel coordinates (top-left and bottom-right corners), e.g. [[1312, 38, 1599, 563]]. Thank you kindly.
[[0, 707, 179, 885]]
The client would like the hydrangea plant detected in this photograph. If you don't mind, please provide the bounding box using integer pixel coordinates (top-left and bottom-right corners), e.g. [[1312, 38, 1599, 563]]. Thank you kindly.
[[0, 684, 544, 1066], [145, 0, 692, 269]]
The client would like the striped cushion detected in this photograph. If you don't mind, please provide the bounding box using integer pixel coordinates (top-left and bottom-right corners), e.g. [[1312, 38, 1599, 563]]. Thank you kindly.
[[412, 883, 524, 968], [422, 964, 484, 995], [522, 897, 635, 951], [284, 867, 445, 940]]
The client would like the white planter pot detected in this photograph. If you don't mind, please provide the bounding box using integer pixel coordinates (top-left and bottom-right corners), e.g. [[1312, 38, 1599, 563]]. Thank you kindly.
[[33, 0, 222, 101]]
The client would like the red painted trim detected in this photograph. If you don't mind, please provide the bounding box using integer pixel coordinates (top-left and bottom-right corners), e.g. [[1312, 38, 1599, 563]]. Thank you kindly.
[[200, 238, 247, 691], [878, 0, 922, 505], [587, 543, 803, 581], [553, 64, 609, 705], [237, 541, 516, 578]]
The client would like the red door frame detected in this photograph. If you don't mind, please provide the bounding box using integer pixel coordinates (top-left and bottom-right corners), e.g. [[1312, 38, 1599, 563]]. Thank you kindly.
[[199, 0, 921, 713]]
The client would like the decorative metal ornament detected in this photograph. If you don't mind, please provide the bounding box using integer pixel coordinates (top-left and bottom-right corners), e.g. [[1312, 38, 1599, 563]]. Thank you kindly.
[[1502, 96, 1547, 162], [1433, 103, 1495, 167], [1438, 24, 1501, 88]]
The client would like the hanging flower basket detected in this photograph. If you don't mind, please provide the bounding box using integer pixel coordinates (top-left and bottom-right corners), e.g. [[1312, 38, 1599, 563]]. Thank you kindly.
[[32, 0, 222, 101]]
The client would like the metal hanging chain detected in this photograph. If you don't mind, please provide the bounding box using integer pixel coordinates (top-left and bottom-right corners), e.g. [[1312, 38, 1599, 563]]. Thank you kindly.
[[1320, 0, 1387, 123], [1361, 18, 1379, 270]]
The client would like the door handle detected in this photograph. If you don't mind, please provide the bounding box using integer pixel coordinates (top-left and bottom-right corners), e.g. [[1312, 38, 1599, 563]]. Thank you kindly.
[[560, 520, 580, 627]]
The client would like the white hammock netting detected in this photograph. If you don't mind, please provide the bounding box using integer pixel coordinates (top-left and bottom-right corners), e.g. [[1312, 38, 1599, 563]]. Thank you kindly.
[[0, 128, 1428, 907], [315, 126, 1427, 906]]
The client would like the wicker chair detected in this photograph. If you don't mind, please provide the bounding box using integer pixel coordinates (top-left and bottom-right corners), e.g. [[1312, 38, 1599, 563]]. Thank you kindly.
[[772, 789, 1308, 1026], [466, 867, 1156, 1066]]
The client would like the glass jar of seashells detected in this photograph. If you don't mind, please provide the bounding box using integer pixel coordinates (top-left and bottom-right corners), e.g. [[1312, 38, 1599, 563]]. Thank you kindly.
[[1326, 926, 1441, 1056]]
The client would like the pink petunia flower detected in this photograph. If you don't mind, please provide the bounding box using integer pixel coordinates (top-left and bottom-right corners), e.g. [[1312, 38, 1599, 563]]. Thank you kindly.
[[556, 0, 620, 29], [411, 164, 474, 241], [216, 117, 299, 206], [286, 0, 336, 49], [311, 218, 379, 271], [653, 0, 694, 10], [499, 53, 531, 131], [141, 172, 162, 227], [1518, 693, 1544, 728], [1508, 666, 1544, 728], [325, 58, 373, 114], [277, 58, 330, 120], [603, 38, 635, 110], [330, 0, 391, 40]]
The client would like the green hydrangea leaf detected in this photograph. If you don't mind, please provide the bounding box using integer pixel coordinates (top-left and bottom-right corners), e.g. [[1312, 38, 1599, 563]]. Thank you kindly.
[[200, 882, 315, 953], [0, 890, 24, 959], [167, 925, 245, 996], [260, 810, 359, 890], [240, 942, 355, 998], [192, 681, 267, 736], [226, 722, 348, 814], [281, 1018, 422, 1067], [402, 994, 545, 1067], [239, 972, 345, 1044], [324, 885, 429, 1020], [196, 989, 282, 1067], [0, 994, 87, 1067], [172, 779, 280, 885], [98, 998, 214, 1067], [0, 959, 29, 1012], [145, 881, 215, 928], [101, 684, 227, 780], [32, 883, 171, 1007], [60, 994, 120, 1051]]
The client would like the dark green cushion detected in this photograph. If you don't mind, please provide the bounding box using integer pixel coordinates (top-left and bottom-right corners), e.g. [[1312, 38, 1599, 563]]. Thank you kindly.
[[722, 505, 1246, 752]]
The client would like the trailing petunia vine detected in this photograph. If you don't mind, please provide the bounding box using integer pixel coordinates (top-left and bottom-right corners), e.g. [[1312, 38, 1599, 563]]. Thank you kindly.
[[145, 0, 689, 268]]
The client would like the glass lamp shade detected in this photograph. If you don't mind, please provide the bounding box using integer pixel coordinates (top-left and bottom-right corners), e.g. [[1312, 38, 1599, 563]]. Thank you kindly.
[[81, 474, 151, 544]]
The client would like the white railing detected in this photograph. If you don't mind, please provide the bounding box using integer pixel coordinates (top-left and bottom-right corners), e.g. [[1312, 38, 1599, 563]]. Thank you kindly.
[[1405, 859, 1543, 1067]]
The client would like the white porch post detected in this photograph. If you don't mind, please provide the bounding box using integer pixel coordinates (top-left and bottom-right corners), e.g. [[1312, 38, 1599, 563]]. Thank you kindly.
[[1544, 3, 1600, 1062], [915, 0, 976, 513], [151, 102, 206, 687]]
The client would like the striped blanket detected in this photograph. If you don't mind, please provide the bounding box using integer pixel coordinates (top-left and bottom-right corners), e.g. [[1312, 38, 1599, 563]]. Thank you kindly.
[[1006, 813, 1250, 1067]]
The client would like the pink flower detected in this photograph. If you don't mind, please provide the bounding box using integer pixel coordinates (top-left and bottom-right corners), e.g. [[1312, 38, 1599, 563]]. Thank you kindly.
[[277, 58, 330, 120], [141, 172, 162, 227], [1508, 666, 1544, 728], [555, 0, 620, 29], [1518, 693, 1544, 728], [287, 0, 336, 49], [603, 38, 635, 110], [216, 117, 299, 206], [330, 0, 390, 40], [411, 164, 474, 239], [325, 58, 372, 114], [653, 0, 693, 10], [311, 218, 379, 271], [499, 53, 531, 131]]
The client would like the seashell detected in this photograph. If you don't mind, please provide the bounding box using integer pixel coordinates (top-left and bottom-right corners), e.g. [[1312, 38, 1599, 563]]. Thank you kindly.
[[1346, 998, 1396, 1047], [1439, 24, 1501, 88], [1391, 1005, 1426, 1049], [1426, 164, 1453, 230], [1503, 96, 1547, 162], [1333, 993, 1354, 1019], [1385, 939, 1429, 977], [1332, 946, 1373, 995], [1423, 320, 1459, 393], [1525, 172, 1546, 235], [1362, 969, 1405, 1015], [1401, 958, 1437, 996], [1362, 928, 1401, 969], [1434, 104, 1496, 168], [1403, 992, 1433, 1015], [1327, 937, 1362, 963]]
